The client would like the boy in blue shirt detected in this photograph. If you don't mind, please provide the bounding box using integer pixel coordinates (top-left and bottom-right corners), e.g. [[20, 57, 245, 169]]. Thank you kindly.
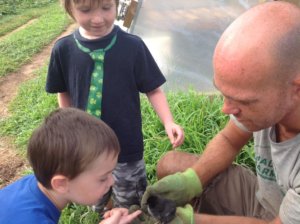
[[0, 108, 141, 224]]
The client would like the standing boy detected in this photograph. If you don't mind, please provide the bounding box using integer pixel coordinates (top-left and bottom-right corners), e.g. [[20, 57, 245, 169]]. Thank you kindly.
[[46, 0, 184, 210]]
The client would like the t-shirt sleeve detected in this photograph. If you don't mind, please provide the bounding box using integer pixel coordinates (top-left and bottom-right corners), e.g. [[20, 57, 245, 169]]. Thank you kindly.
[[279, 189, 300, 224], [134, 40, 166, 93], [45, 43, 67, 93]]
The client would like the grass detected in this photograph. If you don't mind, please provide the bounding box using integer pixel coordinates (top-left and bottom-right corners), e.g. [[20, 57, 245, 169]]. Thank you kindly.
[[0, 7, 50, 37], [0, 66, 58, 149], [0, 2, 71, 77], [0, 0, 57, 17], [59, 204, 100, 224]]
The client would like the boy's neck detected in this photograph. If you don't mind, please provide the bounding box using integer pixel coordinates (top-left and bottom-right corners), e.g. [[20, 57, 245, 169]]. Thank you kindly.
[[78, 25, 114, 40], [37, 182, 68, 211]]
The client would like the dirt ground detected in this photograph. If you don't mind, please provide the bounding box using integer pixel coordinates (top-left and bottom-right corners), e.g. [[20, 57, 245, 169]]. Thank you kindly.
[[0, 22, 78, 189]]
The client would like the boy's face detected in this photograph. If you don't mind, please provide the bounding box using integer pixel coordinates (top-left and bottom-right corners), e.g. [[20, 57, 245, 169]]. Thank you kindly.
[[71, 0, 117, 39], [66, 151, 117, 206]]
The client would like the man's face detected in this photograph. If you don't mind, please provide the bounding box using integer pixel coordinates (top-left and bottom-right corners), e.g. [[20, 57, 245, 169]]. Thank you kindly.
[[66, 151, 117, 206], [213, 55, 293, 132], [212, 0, 300, 133]]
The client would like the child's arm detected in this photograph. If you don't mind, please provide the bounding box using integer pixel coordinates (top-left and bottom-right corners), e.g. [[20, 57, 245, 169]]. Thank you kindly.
[[146, 87, 184, 148], [58, 92, 71, 108], [100, 208, 141, 224]]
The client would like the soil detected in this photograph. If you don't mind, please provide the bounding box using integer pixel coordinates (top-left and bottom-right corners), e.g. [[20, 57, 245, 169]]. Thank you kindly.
[[0, 22, 78, 189]]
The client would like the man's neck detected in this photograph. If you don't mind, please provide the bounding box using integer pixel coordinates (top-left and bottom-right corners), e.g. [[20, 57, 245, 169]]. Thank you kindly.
[[275, 103, 300, 142], [276, 125, 298, 142]]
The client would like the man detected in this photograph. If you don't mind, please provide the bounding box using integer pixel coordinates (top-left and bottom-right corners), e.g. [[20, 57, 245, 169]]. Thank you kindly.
[[141, 1, 300, 224]]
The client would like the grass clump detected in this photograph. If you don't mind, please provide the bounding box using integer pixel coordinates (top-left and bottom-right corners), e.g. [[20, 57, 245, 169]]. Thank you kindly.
[[0, 7, 53, 37], [0, 2, 71, 77], [59, 204, 100, 224], [142, 92, 229, 182], [0, 0, 57, 16]]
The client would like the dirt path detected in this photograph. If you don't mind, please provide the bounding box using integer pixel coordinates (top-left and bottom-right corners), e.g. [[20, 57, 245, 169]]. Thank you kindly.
[[0, 23, 78, 188]]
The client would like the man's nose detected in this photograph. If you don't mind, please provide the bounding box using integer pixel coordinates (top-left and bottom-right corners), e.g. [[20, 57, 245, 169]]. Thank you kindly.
[[222, 98, 240, 115]]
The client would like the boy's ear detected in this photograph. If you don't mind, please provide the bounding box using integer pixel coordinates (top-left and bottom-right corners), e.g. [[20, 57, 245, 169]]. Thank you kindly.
[[51, 175, 70, 193]]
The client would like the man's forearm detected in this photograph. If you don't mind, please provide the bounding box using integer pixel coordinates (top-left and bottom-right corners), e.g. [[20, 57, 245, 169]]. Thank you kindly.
[[192, 120, 252, 187]]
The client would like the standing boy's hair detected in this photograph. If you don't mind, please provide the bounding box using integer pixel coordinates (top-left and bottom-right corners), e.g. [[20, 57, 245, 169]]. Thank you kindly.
[[61, 0, 120, 19], [27, 108, 120, 189]]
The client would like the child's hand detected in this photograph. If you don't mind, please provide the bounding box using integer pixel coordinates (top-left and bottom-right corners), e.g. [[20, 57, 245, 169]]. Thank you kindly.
[[100, 208, 141, 224], [164, 122, 184, 148]]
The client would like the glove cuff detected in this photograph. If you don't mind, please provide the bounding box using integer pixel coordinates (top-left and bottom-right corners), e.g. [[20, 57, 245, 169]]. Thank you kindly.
[[176, 204, 194, 224], [182, 168, 202, 197]]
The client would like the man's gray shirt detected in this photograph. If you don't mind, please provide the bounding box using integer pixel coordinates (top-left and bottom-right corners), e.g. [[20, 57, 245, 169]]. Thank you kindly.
[[254, 127, 300, 224]]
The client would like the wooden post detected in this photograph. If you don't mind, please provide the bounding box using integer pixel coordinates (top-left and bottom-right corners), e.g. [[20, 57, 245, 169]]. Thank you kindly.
[[123, 0, 138, 28]]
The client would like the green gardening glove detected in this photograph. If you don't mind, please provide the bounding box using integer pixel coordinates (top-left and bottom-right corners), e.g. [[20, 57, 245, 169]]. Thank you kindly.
[[170, 204, 194, 224], [141, 168, 202, 210]]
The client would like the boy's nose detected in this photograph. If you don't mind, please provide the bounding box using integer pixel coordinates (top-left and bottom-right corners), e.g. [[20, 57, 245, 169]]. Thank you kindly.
[[91, 11, 104, 23], [108, 173, 115, 187]]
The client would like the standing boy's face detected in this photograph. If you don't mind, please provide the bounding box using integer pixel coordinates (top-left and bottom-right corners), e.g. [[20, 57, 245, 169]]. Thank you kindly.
[[71, 0, 117, 39], [66, 151, 117, 206]]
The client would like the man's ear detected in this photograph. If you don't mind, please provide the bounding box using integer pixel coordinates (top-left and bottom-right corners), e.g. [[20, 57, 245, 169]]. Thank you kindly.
[[51, 175, 70, 193]]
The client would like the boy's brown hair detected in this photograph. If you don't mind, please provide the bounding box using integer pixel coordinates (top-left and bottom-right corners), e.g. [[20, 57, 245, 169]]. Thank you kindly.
[[61, 0, 119, 19], [27, 108, 120, 189]]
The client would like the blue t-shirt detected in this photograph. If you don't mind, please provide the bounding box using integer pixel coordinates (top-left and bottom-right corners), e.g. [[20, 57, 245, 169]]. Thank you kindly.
[[46, 25, 166, 162], [0, 175, 60, 224]]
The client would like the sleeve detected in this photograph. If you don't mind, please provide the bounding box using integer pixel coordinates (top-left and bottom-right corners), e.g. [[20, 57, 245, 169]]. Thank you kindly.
[[45, 43, 67, 93], [279, 189, 300, 224], [134, 40, 166, 93]]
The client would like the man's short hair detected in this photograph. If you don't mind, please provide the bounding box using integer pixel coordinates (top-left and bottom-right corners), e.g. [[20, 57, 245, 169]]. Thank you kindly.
[[27, 108, 120, 188]]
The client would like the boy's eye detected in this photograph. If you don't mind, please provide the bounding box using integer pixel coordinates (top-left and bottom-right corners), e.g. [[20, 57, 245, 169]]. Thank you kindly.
[[103, 4, 113, 10], [79, 8, 91, 13], [76, 5, 91, 13]]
